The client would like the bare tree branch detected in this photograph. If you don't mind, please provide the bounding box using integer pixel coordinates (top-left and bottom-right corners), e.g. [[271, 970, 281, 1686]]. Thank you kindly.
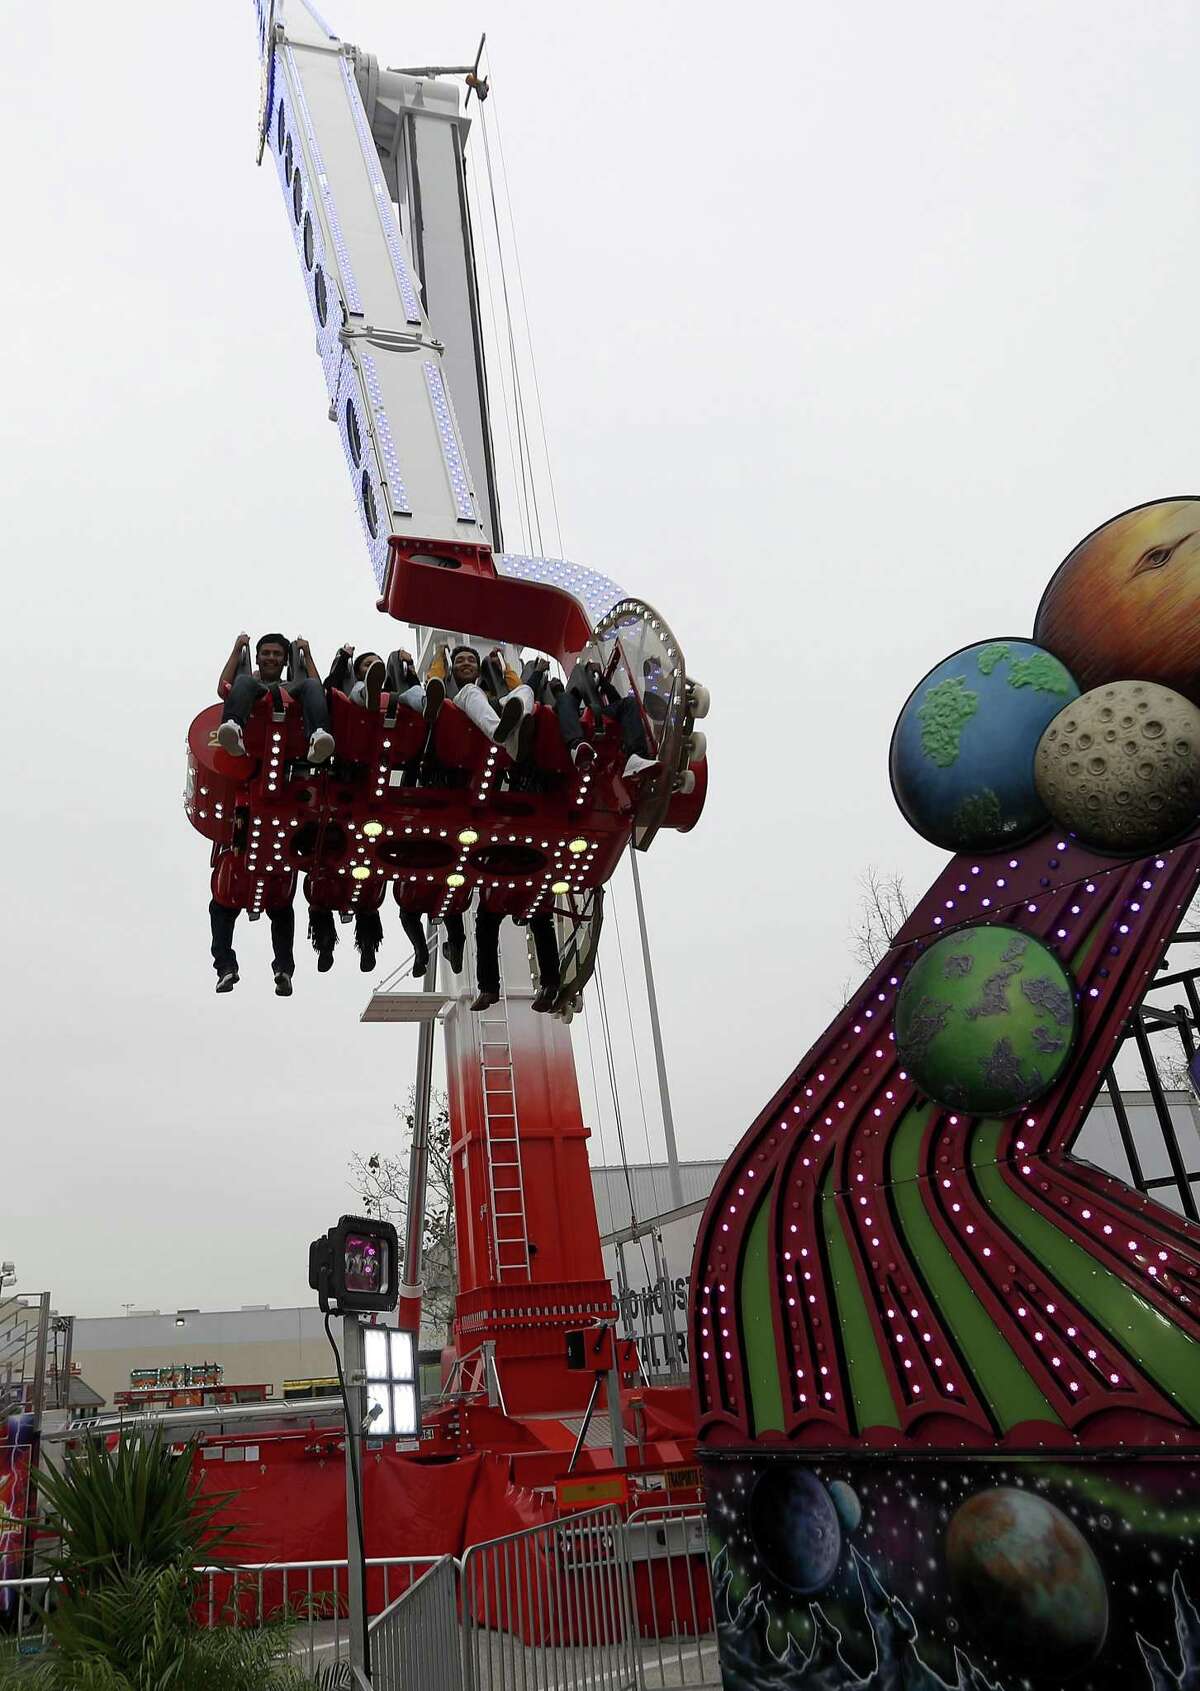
[[850, 868, 913, 972], [350, 1090, 457, 1336]]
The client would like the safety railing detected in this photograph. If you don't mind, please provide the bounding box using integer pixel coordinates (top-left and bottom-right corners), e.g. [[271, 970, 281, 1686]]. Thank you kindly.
[[460, 1505, 640, 1691], [369, 1554, 462, 1691], [624, 1505, 718, 1689], [1, 1509, 720, 1689]]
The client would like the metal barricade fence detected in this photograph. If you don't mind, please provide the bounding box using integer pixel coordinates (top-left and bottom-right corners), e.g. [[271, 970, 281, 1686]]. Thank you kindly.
[[623, 1506, 719, 1689], [460, 1505, 641, 1691], [369, 1554, 462, 1691], [1, 1509, 720, 1689]]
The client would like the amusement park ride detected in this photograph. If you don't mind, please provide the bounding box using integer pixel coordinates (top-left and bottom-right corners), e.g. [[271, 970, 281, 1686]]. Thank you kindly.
[[178, 0, 708, 1563], [135, 1, 1200, 1683]]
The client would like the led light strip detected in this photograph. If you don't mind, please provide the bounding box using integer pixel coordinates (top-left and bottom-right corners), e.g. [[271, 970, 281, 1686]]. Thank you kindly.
[[422, 362, 477, 522], [283, 48, 362, 314], [337, 56, 423, 325], [360, 352, 412, 514], [496, 553, 626, 630]]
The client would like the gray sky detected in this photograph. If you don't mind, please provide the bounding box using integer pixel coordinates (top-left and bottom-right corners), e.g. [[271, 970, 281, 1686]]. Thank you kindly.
[[3, 0, 1198, 1316]]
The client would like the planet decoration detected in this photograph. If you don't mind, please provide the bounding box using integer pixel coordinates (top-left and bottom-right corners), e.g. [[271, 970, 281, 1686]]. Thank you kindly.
[[748, 1468, 842, 1597], [894, 925, 1076, 1114], [827, 1479, 862, 1534], [1034, 680, 1200, 854], [890, 639, 1079, 852], [946, 1487, 1108, 1677], [1035, 496, 1200, 709]]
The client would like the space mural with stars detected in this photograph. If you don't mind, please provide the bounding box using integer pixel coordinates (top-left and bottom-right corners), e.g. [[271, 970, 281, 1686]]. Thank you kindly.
[[703, 1453, 1200, 1690]]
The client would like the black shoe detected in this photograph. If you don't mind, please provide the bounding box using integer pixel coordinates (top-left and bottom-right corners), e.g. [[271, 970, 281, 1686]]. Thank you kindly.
[[471, 990, 500, 1012], [412, 947, 430, 978], [215, 970, 239, 994], [443, 934, 465, 974], [359, 949, 377, 973], [493, 697, 523, 745], [274, 970, 293, 997], [531, 985, 557, 1013], [316, 950, 334, 973]]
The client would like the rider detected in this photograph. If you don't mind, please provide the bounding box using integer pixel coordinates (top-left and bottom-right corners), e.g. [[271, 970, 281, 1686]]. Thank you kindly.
[[538, 658, 661, 779], [327, 644, 428, 718], [426, 644, 535, 761], [472, 908, 560, 1015], [216, 632, 335, 764], [210, 887, 296, 997]]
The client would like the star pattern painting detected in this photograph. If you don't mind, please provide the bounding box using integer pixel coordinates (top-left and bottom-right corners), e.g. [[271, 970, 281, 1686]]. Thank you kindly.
[[704, 1453, 1200, 1690]]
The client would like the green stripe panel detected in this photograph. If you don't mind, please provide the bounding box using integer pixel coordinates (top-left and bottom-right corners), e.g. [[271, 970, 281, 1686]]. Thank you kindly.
[[739, 1186, 786, 1434], [972, 1119, 1200, 1423], [821, 1173, 900, 1430], [890, 1102, 1059, 1428]]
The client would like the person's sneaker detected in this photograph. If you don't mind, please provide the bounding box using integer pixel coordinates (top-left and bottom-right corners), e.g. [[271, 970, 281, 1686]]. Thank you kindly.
[[316, 950, 334, 973], [471, 989, 501, 1012], [363, 658, 385, 713], [274, 970, 294, 996], [215, 970, 239, 994], [424, 676, 445, 725], [359, 948, 377, 973], [217, 721, 246, 757], [443, 933, 466, 973], [571, 741, 596, 771], [531, 985, 557, 1013], [623, 752, 661, 781], [307, 728, 335, 764], [492, 697, 523, 745]]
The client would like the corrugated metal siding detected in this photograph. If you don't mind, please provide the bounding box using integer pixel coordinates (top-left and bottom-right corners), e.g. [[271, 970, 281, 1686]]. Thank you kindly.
[[589, 1162, 723, 1236]]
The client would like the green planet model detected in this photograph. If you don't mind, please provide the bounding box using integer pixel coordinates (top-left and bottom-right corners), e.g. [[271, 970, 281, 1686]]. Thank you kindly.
[[895, 925, 1076, 1114]]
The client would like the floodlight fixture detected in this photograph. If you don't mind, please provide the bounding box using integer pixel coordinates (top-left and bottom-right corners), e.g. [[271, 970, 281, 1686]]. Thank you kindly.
[[362, 1325, 419, 1438], [308, 1214, 399, 1314]]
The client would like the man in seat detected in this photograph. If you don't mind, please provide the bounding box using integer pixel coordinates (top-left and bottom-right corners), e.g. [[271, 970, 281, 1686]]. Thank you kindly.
[[326, 644, 430, 718], [426, 644, 535, 760], [216, 632, 335, 763], [551, 660, 661, 780], [210, 889, 296, 997], [472, 907, 560, 1015]]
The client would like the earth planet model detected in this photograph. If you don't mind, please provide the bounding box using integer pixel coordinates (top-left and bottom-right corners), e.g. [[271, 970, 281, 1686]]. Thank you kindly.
[[1035, 497, 1200, 708], [748, 1468, 842, 1598], [1034, 680, 1200, 854], [894, 925, 1076, 1114], [946, 1486, 1108, 1677], [827, 1480, 862, 1534], [890, 639, 1079, 852]]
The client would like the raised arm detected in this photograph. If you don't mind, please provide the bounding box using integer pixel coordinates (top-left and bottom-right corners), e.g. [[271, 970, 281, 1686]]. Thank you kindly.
[[294, 636, 321, 681], [218, 632, 250, 695]]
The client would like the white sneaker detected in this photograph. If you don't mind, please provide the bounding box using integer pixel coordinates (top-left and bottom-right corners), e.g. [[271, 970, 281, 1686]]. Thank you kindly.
[[307, 729, 335, 764], [217, 721, 246, 757], [571, 741, 596, 771], [623, 752, 661, 780]]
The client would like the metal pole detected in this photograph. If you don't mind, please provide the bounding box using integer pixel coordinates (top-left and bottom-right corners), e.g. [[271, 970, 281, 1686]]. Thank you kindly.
[[399, 931, 441, 1335], [340, 1314, 369, 1680], [603, 1369, 627, 1469], [57, 1317, 74, 1415], [1133, 1016, 1200, 1221], [30, 1294, 50, 1427], [628, 846, 684, 1210]]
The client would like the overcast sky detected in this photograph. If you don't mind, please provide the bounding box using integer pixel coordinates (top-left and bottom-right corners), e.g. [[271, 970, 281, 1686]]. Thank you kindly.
[[3, 0, 1197, 1317]]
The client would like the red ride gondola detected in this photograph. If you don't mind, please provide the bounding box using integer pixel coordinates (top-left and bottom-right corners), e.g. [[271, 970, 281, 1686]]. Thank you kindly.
[[185, 557, 707, 1005]]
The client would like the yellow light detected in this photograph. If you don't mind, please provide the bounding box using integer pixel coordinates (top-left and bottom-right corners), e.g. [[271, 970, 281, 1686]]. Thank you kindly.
[[551, 880, 570, 895], [568, 838, 588, 855], [351, 866, 371, 881], [447, 873, 466, 888], [363, 820, 383, 838], [457, 828, 479, 846]]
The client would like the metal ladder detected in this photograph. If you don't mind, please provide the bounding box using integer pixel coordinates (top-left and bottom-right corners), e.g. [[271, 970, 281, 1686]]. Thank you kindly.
[[479, 990, 532, 1283]]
